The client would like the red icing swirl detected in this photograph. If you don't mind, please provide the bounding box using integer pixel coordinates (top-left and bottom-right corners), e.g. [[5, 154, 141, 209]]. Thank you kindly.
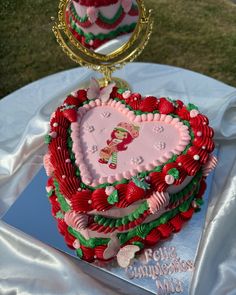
[[94, 245, 107, 260], [187, 146, 209, 165], [193, 136, 215, 152], [149, 172, 168, 192], [91, 188, 113, 211], [176, 154, 201, 176], [145, 228, 161, 246], [80, 245, 95, 262], [190, 114, 209, 126], [71, 190, 93, 212]]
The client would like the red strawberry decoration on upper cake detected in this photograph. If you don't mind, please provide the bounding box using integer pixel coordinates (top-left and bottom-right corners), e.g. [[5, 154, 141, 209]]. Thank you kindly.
[[139, 96, 159, 112], [158, 98, 175, 114], [126, 177, 150, 203], [62, 108, 77, 122], [126, 93, 142, 110]]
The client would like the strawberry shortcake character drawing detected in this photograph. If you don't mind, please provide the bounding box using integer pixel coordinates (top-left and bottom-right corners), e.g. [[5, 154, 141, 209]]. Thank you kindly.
[[98, 122, 140, 169]]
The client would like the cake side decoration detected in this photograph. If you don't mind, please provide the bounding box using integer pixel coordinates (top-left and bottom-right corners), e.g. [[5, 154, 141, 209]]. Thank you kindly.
[[44, 79, 217, 266]]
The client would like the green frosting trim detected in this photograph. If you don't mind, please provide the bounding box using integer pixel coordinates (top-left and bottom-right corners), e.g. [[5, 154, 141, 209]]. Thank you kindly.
[[98, 5, 123, 25], [132, 176, 150, 190], [132, 241, 144, 249], [54, 179, 71, 212], [45, 134, 51, 144], [71, 3, 125, 25], [187, 103, 199, 111], [71, 4, 88, 23], [168, 168, 179, 179], [107, 190, 119, 205], [70, 17, 136, 43], [118, 193, 197, 245], [94, 201, 149, 228], [195, 198, 204, 206], [56, 211, 64, 219], [47, 189, 54, 198], [76, 248, 83, 258], [60, 105, 76, 111], [68, 226, 110, 248], [117, 88, 127, 94]]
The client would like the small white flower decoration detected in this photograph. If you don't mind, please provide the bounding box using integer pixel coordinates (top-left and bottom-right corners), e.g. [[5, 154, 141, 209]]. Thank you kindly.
[[88, 145, 98, 154], [100, 111, 111, 118], [153, 126, 164, 133], [130, 156, 143, 165], [154, 141, 166, 150], [84, 125, 95, 133]]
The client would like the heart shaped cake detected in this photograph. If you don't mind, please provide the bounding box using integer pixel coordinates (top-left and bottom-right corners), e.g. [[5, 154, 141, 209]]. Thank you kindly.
[[44, 80, 217, 266]]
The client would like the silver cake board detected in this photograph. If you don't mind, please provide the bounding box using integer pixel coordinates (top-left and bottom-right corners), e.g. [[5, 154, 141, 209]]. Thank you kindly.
[[2, 149, 218, 295]]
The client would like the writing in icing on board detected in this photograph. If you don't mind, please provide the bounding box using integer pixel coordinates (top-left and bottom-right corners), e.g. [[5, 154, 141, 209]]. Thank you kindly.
[[125, 247, 194, 295], [98, 122, 140, 169]]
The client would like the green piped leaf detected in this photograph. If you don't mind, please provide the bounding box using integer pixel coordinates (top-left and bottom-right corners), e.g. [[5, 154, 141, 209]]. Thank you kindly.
[[107, 190, 119, 205], [117, 88, 126, 94], [132, 176, 150, 190], [44, 134, 51, 144], [56, 211, 64, 219], [187, 103, 199, 111], [76, 248, 83, 258], [47, 190, 53, 198], [168, 168, 179, 180], [60, 104, 76, 111], [195, 198, 204, 206], [132, 241, 144, 249], [179, 201, 190, 212]]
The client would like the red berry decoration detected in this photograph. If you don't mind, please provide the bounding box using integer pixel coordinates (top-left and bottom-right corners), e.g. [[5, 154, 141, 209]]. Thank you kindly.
[[77, 89, 88, 103], [62, 109, 77, 122], [158, 98, 175, 114], [139, 96, 159, 112], [127, 93, 142, 110], [64, 95, 81, 107], [125, 177, 150, 203]]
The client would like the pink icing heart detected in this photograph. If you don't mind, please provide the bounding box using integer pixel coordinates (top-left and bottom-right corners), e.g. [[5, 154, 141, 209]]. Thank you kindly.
[[71, 99, 191, 187], [87, 6, 98, 24], [121, 0, 132, 13]]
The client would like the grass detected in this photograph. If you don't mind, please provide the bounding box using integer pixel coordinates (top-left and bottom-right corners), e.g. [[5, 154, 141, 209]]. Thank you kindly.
[[0, 0, 236, 98]]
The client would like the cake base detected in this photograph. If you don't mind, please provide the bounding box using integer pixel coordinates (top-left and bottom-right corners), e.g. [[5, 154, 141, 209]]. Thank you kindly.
[[3, 151, 217, 295]]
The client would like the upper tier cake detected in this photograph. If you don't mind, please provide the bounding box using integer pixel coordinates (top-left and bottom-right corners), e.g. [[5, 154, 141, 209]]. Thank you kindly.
[[44, 80, 217, 266], [66, 0, 139, 49]]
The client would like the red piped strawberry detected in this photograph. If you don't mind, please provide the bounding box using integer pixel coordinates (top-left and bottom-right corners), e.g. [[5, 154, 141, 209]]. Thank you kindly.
[[176, 106, 190, 120], [77, 89, 88, 103], [158, 98, 175, 114], [126, 93, 142, 110], [110, 87, 124, 100], [64, 95, 81, 107], [175, 99, 184, 109], [139, 96, 159, 112], [62, 108, 77, 122], [126, 177, 150, 203]]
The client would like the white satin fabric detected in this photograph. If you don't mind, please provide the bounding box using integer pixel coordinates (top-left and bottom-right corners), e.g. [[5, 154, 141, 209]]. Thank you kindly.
[[0, 63, 236, 294]]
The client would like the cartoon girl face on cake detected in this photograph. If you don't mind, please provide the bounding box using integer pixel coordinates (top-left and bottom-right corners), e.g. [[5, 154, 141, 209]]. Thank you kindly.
[[98, 122, 140, 169]]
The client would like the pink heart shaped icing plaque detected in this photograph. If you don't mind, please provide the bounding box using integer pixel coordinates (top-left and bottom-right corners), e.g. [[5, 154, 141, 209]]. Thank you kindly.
[[71, 99, 191, 186]]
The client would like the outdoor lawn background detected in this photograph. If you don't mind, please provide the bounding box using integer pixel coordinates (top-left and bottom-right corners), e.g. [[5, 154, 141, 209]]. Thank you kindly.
[[0, 0, 236, 98]]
